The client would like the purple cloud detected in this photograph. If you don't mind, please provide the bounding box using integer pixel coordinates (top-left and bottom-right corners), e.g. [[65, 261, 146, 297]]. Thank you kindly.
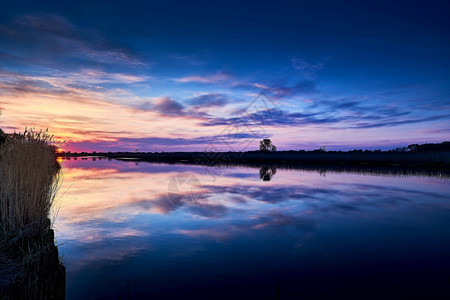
[[190, 93, 229, 107], [140, 97, 185, 116]]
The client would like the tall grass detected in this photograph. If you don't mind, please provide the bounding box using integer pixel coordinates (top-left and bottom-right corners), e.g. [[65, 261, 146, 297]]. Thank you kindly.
[[0, 129, 64, 299], [0, 129, 60, 243]]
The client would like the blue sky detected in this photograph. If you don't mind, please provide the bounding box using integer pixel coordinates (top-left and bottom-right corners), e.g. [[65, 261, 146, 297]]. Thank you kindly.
[[0, 0, 449, 151]]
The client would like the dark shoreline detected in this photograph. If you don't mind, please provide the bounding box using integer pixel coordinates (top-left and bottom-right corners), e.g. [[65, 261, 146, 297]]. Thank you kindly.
[[60, 151, 450, 178], [0, 220, 66, 299], [60, 151, 450, 168]]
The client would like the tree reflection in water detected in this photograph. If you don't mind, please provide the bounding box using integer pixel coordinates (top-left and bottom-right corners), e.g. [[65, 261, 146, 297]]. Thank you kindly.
[[259, 166, 277, 181]]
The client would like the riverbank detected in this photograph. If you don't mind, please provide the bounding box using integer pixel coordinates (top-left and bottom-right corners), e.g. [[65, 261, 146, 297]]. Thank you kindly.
[[60, 150, 450, 171]]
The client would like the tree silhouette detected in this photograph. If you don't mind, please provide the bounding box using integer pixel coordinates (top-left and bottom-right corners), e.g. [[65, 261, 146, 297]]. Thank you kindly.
[[259, 139, 277, 152]]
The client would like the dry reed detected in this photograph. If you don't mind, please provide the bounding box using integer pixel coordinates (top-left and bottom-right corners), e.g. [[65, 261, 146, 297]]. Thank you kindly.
[[0, 129, 64, 299], [0, 128, 60, 244]]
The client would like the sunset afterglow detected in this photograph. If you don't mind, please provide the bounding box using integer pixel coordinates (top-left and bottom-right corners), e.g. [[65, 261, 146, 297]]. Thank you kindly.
[[1, 2, 449, 299], [1, 1, 448, 152]]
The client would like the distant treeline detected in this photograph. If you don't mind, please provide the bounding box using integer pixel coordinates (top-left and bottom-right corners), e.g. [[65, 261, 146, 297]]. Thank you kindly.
[[399, 142, 450, 152], [59, 142, 450, 170], [62, 142, 450, 155]]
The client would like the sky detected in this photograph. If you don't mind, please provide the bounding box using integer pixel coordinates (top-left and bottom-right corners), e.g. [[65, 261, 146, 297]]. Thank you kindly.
[[0, 0, 449, 152]]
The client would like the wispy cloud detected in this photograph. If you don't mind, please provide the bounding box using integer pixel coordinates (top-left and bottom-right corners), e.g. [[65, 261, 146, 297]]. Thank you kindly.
[[173, 71, 231, 84], [190, 93, 229, 107], [75, 69, 150, 84], [269, 80, 317, 98], [140, 97, 185, 116], [0, 13, 146, 68], [168, 53, 209, 66], [0, 69, 217, 144], [0, 69, 147, 106], [291, 57, 330, 81], [352, 114, 450, 129]]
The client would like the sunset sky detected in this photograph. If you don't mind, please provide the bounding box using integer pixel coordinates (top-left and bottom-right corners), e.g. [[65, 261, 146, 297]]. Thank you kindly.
[[0, 0, 449, 152]]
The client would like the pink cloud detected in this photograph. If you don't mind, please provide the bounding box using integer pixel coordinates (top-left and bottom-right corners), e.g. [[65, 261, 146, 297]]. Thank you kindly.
[[173, 71, 231, 84]]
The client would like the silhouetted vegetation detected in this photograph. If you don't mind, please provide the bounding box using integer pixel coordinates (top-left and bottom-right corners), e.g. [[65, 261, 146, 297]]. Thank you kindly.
[[404, 142, 450, 152], [0, 129, 65, 299], [0, 129, 6, 146], [259, 139, 277, 152], [60, 142, 450, 172]]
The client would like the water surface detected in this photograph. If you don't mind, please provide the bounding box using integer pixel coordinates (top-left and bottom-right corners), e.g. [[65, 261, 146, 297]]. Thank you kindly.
[[55, 158, 450, 299]]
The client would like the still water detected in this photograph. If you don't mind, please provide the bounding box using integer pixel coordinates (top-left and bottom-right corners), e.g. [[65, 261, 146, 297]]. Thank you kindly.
[[55, 158, 450, 299]]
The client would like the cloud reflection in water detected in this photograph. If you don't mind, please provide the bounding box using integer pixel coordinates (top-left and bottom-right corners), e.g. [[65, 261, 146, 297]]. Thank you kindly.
[[55, 158, 450, 299]]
